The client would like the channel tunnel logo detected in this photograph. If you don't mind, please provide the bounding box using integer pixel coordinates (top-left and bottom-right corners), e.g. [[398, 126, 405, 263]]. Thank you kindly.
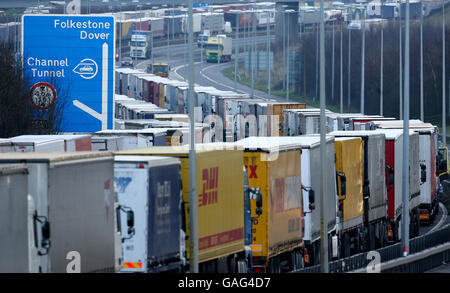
[[73, 58, 98, 79]]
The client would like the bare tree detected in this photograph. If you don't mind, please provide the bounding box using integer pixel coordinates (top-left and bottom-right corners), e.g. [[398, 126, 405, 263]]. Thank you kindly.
[[0, 42, 69, 137]]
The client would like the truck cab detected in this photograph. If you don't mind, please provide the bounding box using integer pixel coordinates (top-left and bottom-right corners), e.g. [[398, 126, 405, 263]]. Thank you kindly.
[[147, 63, 170, 78], [205, 35, 232, 63], [130, 31, 152, 59], [437, 146, 449, 180]]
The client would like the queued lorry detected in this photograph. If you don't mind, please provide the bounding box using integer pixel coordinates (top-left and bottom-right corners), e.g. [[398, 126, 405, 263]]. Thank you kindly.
[[371, 120, 440, 225], [10, 135, 92, 152], [206, 34, 232, 63], [373, 129, 421, 242], [334, 137, 365, 257], [114, 156, 183, 272], [330, 131, 388, 251], [0, 138, 12, 152], [234, 137, 305, 272], [0, 152, 135, 273], [116, 145, 250, 273], [254, 136, 338, 267], [130, 31, 152, 59]]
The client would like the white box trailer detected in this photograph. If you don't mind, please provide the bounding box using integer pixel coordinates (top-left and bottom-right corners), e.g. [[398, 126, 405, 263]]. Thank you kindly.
[[0, 164, 34, 272], [0, 152, 128, 273], [18, 135, 92, 152], [283, 109, 333, 136], [0, 139, 12, 152], [273, 135, 338, 265], [182, 13, 201, 33], [416, 128, 439, 223], [11, 135, 65, 152], [201, 12, 225, 34], [373, 120, 439, 224], [330, 131, 388, 249], [92, 136, 125, 151], [114, 156, 183, 273], [115, 68, 146, 96], [96, 129, 167, 150], [129, 73, 154, 100]]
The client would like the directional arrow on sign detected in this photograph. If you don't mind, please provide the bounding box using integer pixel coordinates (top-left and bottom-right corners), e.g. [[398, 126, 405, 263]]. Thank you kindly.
[[73, 42, 109, 130]]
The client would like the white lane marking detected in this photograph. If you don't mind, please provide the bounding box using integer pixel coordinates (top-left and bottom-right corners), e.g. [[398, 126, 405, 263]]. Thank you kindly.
[[196, 63, 269, 100], [173, 61, 202, 81], [426, 202, 448, 235]]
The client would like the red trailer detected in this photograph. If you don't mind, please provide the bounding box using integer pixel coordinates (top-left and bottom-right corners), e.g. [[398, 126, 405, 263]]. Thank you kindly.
[[375, 129, 421, 243]]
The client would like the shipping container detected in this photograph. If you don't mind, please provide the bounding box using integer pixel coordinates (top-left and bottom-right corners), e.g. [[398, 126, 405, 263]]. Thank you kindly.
[[0, 152, 125, 273], [10, 135, 65, 152], [115, 145, 247, 272], [114, 156, 183, 273], [329, 131, 388, 250], [234, 137, 304, 272]]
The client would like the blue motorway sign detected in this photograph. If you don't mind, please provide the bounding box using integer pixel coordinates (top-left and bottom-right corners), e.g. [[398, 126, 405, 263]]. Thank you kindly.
[[22, 15, 115, 132]]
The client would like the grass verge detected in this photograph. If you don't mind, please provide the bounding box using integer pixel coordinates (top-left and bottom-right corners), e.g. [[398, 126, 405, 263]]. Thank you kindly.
[[223, 66, 341, 113]]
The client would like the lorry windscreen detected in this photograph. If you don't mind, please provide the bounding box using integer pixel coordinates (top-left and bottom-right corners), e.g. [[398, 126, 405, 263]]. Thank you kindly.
[[153, 65, 168, 73], [205, 44, 223, 50], [131, 41, 146, 47]]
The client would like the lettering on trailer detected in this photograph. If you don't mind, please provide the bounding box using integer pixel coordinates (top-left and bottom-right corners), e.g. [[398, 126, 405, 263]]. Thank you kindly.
[[198, 228, 244, 251], [199, 167, 219, 207], [245, 164, 258, 178], [114, 177, 132, 193], [156, 181, 172, 235]]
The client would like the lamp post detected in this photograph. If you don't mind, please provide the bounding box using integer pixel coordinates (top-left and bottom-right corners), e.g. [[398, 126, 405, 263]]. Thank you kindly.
[[360, 7, 366, 114], [319, 0, 329, 273]]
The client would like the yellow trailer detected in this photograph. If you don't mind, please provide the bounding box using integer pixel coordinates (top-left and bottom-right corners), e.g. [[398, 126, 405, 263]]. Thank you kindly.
[[116, 145, 246, 272], [235, 137, 304, 272], [334, 137, 364, 257]]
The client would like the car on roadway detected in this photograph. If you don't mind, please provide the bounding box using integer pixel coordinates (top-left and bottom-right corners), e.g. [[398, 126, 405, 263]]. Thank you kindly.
[[121, 57, 133, 67]]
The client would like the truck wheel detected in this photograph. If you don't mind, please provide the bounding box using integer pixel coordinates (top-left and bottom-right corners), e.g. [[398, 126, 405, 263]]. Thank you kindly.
[[269, 257, 280, 273], [343, 233, 350, 258], [236, 260, 247, 273]]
